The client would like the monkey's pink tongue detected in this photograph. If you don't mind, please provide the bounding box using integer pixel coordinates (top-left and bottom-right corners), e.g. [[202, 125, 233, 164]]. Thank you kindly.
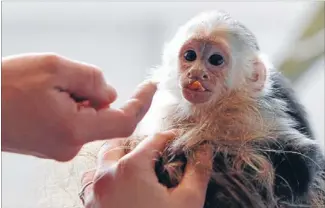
[[187, 81, 206, 92]]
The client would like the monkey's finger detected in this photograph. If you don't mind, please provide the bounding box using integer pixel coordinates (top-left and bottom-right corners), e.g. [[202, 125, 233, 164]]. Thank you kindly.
[[126, 130, 177, 167], [175, 145, 212, 201], [96, 139, 126, 169], [73, 81, 157, 143], [54, 55, 117, 109]]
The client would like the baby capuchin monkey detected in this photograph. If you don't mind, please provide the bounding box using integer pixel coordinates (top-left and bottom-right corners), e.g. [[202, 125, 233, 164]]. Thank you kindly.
[[125, 11, 325, 208]]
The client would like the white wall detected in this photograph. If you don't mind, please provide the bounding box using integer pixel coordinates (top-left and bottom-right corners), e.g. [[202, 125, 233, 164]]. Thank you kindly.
[[2, 2, 323, 208], [294, 58, 325, 151]]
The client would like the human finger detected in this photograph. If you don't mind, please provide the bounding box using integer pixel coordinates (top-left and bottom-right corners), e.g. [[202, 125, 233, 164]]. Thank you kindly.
[[126, 130, 178, 167], [96, 138, 126, 169], [175, 145, 213, 202], [52, 54, 117, 109], [73, 81, 157, 143], [119, 80, 158, 124], [79, 169, 96, 205]]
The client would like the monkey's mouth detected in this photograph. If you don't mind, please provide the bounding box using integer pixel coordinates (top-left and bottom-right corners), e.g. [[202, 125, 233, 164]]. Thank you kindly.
[[182, 81, 213, 104], [185, 80, 212, 92]]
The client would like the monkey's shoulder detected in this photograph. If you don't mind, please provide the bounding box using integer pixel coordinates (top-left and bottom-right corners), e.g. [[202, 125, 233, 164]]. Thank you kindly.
[[269, 73, 314, 139]]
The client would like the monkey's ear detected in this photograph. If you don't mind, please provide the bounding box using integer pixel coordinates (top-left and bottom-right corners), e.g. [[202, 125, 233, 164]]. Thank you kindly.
[[248, 58, 267, 96]]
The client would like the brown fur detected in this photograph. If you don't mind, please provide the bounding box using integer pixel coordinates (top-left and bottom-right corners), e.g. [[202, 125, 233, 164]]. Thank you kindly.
[[119, 9, 325, 206], [123, 88, 282, 205], [121, 15, 324, 205], [122, 81, 325, 207]]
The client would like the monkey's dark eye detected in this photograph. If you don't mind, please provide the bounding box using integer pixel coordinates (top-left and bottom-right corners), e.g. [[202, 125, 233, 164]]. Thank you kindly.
[[208, 54, 224, 66], [184, 50, 197, 62]]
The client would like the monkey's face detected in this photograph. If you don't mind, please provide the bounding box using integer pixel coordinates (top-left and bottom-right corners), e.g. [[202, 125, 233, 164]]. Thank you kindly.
[[178, 38, 230, 104]]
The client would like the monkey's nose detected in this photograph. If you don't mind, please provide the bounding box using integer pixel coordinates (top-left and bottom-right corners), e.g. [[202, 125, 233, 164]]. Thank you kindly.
[[187, 70, 209, 80], [202, 74, 209, 80]]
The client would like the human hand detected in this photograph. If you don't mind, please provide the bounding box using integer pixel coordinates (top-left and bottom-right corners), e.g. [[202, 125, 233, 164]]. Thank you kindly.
[[1, 53, 156, 161], [80, 130, 212, 208]]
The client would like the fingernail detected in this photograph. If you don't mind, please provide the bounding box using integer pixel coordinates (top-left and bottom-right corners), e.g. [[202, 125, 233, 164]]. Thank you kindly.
[[81, 169, 96, 184], [132, 80, 158, 99], [105, 85, 118, 103], [140, 79, 159, 87]]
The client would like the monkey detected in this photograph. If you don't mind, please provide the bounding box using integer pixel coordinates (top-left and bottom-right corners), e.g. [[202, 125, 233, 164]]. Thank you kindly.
[[124, 11, 325, 208], [271, 73, 315, 140]]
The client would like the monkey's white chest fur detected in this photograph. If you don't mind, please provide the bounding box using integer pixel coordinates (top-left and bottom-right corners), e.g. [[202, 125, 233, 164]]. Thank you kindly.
[[135, 89, 179, 136]]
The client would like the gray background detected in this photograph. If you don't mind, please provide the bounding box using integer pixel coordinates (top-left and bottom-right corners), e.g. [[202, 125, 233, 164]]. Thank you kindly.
[[2, 2, 324, 208]]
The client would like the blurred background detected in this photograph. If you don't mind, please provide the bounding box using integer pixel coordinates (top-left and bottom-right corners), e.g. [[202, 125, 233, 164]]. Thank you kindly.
[[2, 2, 324, 208]]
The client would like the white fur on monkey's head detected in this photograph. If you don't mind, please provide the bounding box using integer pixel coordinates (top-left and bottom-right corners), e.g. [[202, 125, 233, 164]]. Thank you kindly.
[[139, 11, 276, 135], [149, 10, 274, 102]]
